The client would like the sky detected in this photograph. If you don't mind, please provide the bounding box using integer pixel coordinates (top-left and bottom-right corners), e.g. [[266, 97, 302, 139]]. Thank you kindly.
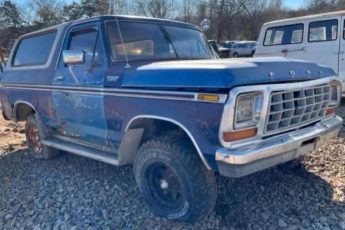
[[283, 0, 305, 9]]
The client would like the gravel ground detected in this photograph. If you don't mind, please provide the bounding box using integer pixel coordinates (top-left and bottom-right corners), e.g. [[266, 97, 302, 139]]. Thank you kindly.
[[0, 106, 344, 230]]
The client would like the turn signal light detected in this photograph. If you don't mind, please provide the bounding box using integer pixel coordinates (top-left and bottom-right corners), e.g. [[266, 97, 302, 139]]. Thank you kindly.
[[197, 94, 220, 102], [223, 128, 258, 142]]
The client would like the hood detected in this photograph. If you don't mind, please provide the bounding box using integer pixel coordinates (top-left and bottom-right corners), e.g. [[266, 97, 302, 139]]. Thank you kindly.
[[121, 57, 335, 90]]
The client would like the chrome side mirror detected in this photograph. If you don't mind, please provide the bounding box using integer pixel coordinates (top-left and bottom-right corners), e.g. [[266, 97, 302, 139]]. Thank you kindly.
[[63, 50, 85, 65]]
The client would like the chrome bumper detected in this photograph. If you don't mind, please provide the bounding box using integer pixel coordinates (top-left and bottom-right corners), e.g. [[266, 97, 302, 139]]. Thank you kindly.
[[216, 116, 342, 177]]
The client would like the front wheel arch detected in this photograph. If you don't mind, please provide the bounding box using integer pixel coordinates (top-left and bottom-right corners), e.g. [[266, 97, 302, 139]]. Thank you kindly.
[[121, 116, 211, 169]]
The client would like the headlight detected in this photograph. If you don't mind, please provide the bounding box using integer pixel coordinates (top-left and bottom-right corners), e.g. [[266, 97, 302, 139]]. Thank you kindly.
[[235, 93, 263, 129]]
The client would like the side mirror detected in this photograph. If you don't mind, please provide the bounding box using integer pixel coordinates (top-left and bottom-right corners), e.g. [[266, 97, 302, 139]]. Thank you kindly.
[[63, 50, 85, 65]]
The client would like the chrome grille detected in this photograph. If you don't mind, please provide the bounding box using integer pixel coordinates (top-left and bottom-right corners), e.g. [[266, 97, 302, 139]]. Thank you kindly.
[[265, 84, 331, 134]]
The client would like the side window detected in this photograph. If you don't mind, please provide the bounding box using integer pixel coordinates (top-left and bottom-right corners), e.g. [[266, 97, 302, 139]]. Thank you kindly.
[[308, 19, 338, 42], [67, 28, 103, 65], [13, 31, 56, 66], [264, 24, 303, 46]]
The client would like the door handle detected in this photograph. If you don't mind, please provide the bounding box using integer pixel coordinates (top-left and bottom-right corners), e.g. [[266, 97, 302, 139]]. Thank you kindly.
[[55, 76, 65, 81]]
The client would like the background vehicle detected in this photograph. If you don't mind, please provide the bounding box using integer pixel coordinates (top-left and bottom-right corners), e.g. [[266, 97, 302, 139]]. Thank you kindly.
[[230, 41, 257, 57], [208, 40, 230, 58], [255, 10, 345, 93], [222, 40, 238, 51]]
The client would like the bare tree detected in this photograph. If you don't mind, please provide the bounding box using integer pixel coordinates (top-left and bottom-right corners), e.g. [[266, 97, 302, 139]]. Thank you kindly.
[[135, 0, 175, 18], [28, 0, 63, 27], [209, 0, 244, 41], [178, 0, 196, 22]]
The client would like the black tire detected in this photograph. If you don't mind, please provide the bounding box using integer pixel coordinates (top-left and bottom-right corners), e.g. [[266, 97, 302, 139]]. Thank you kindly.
[[133, 135, 217, 222], [233, 52, 239, 57], [25, 114, 60, 159], [2, 110, 10, 121]]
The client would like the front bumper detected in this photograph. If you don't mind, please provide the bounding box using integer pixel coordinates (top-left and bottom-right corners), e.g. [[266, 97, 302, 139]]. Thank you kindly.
[[216, 116, 342, 178]]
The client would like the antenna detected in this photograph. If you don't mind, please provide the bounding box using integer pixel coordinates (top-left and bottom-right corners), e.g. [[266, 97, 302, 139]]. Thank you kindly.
[[115, 16, 131, 68]]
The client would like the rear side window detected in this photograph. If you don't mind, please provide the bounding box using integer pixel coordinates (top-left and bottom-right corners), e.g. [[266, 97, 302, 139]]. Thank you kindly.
[[264, 24, 303, 46], [308, 19, 338, 42], [13, 31, 56, 67]]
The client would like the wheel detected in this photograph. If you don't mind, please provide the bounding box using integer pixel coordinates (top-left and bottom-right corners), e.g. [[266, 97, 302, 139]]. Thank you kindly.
[[133, 135, 217, 222], [25, 114, 60, 159], [233, 52, 239, 57], [2, 110, 10, 120]]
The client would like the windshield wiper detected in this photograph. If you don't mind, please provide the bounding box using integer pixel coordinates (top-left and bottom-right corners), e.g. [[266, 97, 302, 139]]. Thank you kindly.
[[159, 26, 180, 59]]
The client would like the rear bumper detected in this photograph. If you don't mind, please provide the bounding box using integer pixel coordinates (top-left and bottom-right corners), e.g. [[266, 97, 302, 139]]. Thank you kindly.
[[216, 116, 342, 178]]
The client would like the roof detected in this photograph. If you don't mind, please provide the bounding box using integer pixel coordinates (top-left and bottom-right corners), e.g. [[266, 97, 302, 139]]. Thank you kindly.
[[264, 10, 345, 26]]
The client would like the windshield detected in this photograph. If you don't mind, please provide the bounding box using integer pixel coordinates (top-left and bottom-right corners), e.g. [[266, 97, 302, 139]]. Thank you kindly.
[[106, 21, 214, 61]]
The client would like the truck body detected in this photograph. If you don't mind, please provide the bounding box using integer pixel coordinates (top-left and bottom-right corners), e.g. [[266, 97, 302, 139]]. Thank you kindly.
[[0, 15, 342, 221]]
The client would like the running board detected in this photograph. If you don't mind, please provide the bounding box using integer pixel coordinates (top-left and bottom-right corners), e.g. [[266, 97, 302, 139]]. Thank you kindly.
[[41, 138, 119, 166]]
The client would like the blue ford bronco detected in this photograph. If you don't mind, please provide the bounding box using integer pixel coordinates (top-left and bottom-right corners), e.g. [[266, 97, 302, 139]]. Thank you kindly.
[[0, 16, 342, 222]]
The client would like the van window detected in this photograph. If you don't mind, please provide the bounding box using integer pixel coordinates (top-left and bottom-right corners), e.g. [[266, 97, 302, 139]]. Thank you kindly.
[[264, 24, 303, 46], [308, 19, 338, 42], [13, 31, 57, 66]]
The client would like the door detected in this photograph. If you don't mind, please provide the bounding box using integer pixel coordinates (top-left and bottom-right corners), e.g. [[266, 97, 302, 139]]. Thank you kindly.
[[52, 23, 109, 148], [338, 17, 345, 89], [304, 18, 340, 76], [256, 23, 305, 59]]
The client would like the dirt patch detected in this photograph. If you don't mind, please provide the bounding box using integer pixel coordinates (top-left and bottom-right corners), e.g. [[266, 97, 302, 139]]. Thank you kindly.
[[0, 118, 25, 153]]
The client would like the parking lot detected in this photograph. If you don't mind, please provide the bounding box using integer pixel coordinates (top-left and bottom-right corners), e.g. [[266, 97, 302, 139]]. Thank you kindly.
[[0, 104, 344, 230]]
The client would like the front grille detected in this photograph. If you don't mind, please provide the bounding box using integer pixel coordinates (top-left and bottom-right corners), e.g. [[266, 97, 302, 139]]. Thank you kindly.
[[265, 84, 331, 135]]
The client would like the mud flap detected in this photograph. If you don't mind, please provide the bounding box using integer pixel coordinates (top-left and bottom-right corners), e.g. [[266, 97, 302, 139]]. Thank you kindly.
[[118, 128, 144, 165]]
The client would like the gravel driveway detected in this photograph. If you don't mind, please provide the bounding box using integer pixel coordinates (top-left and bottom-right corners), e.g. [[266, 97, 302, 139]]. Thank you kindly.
[[0, 106, 344, 229]]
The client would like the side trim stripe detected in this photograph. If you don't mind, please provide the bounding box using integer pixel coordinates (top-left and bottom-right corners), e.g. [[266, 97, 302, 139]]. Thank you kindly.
[[4, 83, 227, 103]]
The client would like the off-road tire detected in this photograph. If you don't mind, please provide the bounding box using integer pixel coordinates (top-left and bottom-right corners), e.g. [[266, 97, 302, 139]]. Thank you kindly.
[[25, 114, 60, 159], [133, 135, 217, 222]]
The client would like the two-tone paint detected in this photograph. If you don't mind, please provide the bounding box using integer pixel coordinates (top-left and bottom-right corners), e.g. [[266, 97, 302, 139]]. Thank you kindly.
[[0, 16, 337, 170]]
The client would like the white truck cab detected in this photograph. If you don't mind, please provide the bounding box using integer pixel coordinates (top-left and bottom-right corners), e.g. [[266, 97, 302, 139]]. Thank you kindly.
[[256, 10, 345, 92]]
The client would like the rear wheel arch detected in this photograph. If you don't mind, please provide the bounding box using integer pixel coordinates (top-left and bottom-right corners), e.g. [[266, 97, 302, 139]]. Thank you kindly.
[[119, 115, 211, 169]]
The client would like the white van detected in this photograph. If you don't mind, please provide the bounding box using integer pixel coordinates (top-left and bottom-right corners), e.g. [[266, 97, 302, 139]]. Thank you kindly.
[[256, 10, 345, 91]]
